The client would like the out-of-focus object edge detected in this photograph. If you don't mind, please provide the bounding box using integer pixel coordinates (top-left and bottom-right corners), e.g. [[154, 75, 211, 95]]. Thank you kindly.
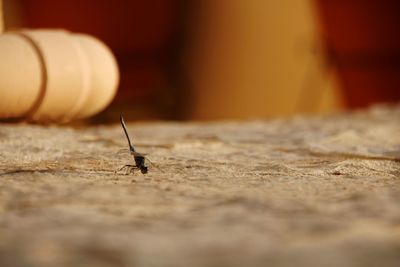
[[0, 0, 4, 33]]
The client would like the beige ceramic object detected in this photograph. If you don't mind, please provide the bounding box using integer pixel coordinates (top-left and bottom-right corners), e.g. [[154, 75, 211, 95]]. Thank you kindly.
[[0, 29, 119, 122], [20, 30, 88, 122], [0, 33, 43, 118], [72, 34, 119, 119]]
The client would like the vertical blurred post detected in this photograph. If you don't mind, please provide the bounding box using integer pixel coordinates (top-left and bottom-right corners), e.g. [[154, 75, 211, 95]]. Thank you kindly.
[[0, 0, 3, 33], [187, 0, 342, 120]]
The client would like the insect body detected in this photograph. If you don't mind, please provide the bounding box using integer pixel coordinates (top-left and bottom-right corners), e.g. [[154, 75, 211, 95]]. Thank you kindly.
[[118, 114, 148, 174]]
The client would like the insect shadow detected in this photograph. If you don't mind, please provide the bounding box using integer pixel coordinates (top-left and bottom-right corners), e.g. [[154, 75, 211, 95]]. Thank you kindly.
[[116, 115, 161, 175]]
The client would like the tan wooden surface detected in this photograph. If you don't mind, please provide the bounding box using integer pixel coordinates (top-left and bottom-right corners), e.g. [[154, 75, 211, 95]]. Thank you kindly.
[[0, 105, 399, 266]]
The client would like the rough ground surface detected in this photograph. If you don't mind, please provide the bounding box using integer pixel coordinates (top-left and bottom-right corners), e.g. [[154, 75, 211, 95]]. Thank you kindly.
[[0, 105, 399, 267]]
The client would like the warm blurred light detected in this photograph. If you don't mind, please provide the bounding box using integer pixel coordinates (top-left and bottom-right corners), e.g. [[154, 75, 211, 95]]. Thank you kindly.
[[5, 0, 398, 121], [186, 0, 342, 119]]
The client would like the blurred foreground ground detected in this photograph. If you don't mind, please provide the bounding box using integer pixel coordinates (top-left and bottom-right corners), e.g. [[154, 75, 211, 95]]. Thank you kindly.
[[0, 105, 399, 267]]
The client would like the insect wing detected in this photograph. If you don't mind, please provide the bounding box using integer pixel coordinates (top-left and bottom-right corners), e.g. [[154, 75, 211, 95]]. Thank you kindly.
[[144, 156, 164, 173]]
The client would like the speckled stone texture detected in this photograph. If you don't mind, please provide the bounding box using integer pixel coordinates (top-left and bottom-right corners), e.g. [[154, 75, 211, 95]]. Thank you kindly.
[[0, 105, 399, 267]]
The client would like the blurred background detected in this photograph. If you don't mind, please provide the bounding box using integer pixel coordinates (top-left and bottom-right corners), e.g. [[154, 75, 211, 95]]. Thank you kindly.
[[3, 0, 400, 122]]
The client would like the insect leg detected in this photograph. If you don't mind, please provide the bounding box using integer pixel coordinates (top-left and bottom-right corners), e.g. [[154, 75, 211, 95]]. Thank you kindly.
[[116, 164, 137, 174]]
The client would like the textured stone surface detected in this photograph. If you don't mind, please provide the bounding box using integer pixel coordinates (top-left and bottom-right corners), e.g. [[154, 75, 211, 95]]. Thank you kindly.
[[0, 105, 399, 267]]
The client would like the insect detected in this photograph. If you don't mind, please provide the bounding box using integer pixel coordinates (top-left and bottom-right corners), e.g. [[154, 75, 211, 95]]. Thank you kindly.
[[118, 114, 148, 174]]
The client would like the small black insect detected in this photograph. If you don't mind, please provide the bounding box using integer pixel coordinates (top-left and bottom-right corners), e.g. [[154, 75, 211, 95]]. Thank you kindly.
[[118, 114, 148, 174]]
